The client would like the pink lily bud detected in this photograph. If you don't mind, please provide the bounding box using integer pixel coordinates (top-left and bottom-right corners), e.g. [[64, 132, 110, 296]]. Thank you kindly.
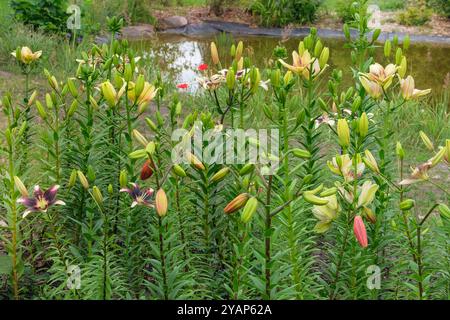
[[353, 216, 368, 248]]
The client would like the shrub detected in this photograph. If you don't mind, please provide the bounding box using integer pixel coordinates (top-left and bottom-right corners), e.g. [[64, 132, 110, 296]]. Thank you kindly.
[[429, 0, 450, 18], [251, 0, 321, 27], [336, 0, 368, 23], [398, 0, 432, 26], [10, 0, 69, 33]]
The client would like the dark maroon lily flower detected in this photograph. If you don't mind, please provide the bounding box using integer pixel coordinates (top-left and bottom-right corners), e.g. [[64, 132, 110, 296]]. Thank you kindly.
[[120, 183, 154, 208], [17, 185, 65, 218]]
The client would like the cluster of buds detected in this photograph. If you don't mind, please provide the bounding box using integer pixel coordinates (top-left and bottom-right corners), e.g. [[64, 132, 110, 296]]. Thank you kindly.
[[278, 30, 329, 81], [196, 41, 268, 94]]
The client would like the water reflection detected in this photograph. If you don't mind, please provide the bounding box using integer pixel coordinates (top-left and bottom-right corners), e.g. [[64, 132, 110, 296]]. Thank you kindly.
[[136, 34, 450, 95]]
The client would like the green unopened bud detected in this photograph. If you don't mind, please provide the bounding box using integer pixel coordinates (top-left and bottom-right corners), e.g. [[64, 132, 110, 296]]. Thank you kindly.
[[399, 199, 415, 211], [319, 47, 329, 69], [14, 176, 28, 197], [45, 93, 53, 109], [124, 64, 133, 82], [403, 35, 410, 50], [372, 29, 381, 42], [292, 148, 311, 159], [359, 112, 369, 138], [398, 56, 407, 78], [68, 100, 78, 117], [240, 163, 255, 176], [314, 40, 323, 57], [92, 186, 103, 205], [133, 129, 148, 147], [129, 149, 147, 159], [67, 78, 78, 98], [303, 192, 329, 206], [230, 44, 236, 58], [107, 184, 114, 195], [119, 170, 128, 188], [419, 131, 434, 151], [135, 75, 145, 98], [384, 40, 391, 57], [226, 69, 235, 90], [146, 142, 156, 155], [241, 197, 258, 223], [430, 147, 446, 167], [173, 165, 187, 178], [35, 100, 47, 119], [438, 204, 450, 219], [395, 48, 403, 65], [77, 170, 89, 189], [28, 90, 37, 107], [235, 41, 244, 61], [337, 119, 350, 148], [211, 167, 230, 183], [145, 117, 158, 132], [396, 142, 405, 160], [68, 169, 77, 188], [343, 24, 350, 39], [298, 41, 305, 55], [89, 96, 99, 110], [284, 71, 293, 84], [320, 187, 337, 197]]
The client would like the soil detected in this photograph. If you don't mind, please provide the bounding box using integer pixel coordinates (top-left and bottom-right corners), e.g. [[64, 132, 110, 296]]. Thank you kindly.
[[151, 6, 450, 37]]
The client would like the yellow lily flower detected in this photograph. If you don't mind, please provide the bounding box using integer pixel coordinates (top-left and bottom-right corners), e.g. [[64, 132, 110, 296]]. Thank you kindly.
[[359, 76, 383, 99], [399, 75, 431, 100], [365, 63, 397, 89], [312, 195, 340, 233], [357, 181, 379, 207], [11, 46, 42, 65], [327, 154, 365, 182], [279, 50, 327, 79], [101, 81, 126, 107]]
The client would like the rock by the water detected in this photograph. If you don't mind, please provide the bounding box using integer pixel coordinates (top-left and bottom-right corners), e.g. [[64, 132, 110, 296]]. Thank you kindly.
[[158, 16, 188, 30], [120, 25, 155, 39]]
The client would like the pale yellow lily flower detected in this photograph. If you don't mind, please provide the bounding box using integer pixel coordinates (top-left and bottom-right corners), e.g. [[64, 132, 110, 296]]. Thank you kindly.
[[327, 154, 365, 182], [101, 81, 126, 107], [11, 46, 42, 65], [279, 50, 326, 79], [365, 63, 397, 89], [312, 195, 340, 233], [399, 161, 432, 185], [357, 181, 379, 207], [399, 75, 431, 100], [359, 76, 383, 99]]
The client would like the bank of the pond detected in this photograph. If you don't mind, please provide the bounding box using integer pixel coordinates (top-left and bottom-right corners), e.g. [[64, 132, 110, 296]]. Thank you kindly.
[[157, 21, 450, 45], [129, 26, 450, 95]]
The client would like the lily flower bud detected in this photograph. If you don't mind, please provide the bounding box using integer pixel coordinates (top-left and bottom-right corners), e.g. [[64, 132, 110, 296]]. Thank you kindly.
[[337, 119, 350, 148], [399, 199, 415, 211], [119, 170, 128, 188], [224, 193, 249, 214], [353, 216, 368, 248], [419, 131, 434, 151], [92, 186, 104, 205], [241, 197, 258, 223], [155, 189, 168, 217], [358, 112, 369, 138], [211, 167, 230, 183], [14, 176, 28, 197], [211, 42, 220, 65], [77, 170, 89, 189]]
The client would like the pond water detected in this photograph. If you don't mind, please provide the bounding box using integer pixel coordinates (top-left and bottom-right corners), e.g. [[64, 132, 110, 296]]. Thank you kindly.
[[134, 34, 450, 96]]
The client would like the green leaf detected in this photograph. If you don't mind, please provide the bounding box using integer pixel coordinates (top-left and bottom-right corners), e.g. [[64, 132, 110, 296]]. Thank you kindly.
[[0, 255, 12, 275]]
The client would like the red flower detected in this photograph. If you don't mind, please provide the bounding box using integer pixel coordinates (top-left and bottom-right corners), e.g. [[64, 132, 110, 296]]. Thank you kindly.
[[198, 63, 208, 71], [353, 216, 368, 248], [140, 159, 155, 180], [177, 83, 188, 89]]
